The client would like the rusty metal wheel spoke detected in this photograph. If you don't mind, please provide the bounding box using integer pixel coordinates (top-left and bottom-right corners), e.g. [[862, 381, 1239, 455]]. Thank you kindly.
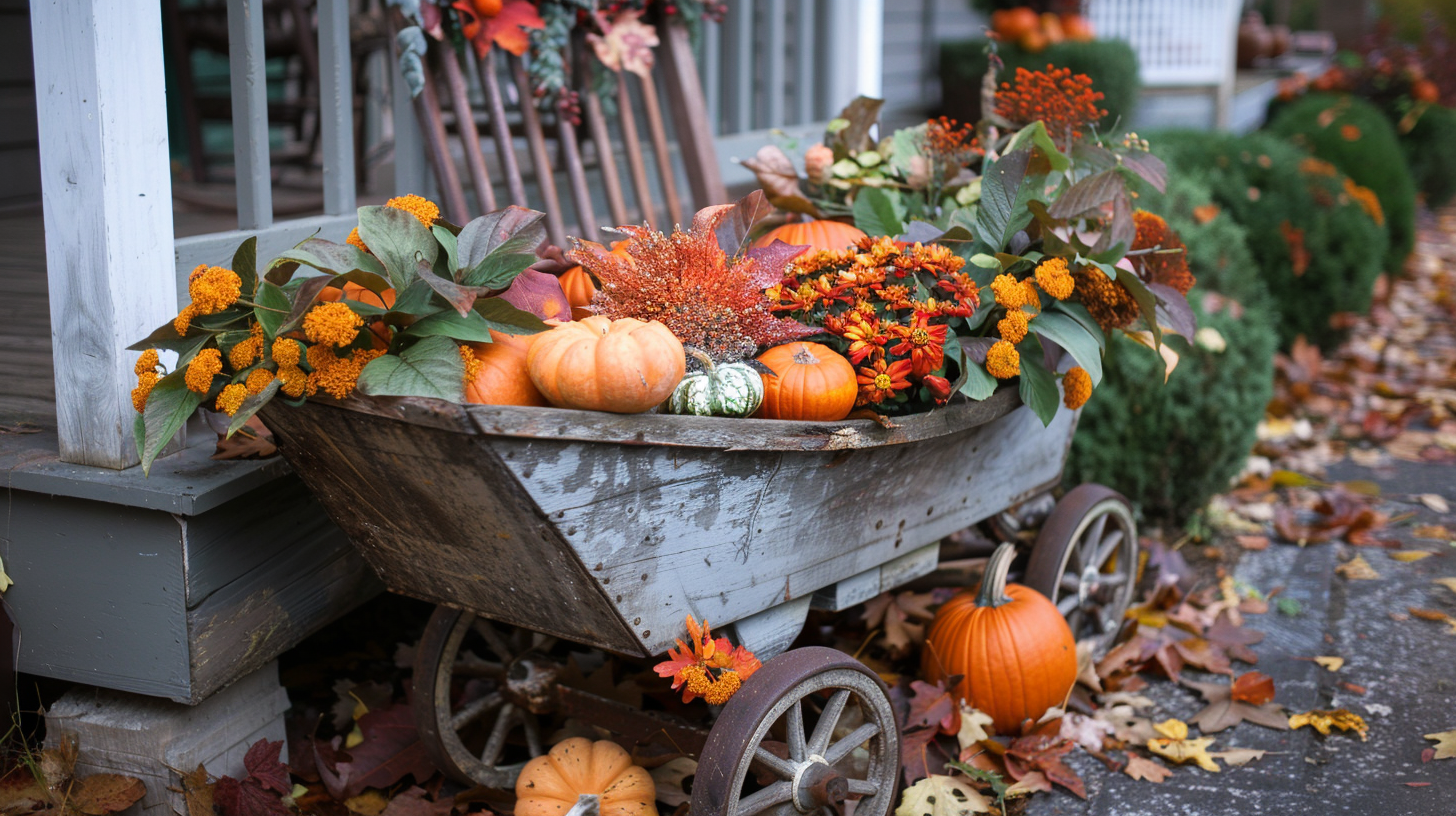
[[451, 691, 504, 730], [694, 647, 899, 816], [480, 703, 517, 765], [1025, 485, 1139, 654], [807, 689, 851, 757]]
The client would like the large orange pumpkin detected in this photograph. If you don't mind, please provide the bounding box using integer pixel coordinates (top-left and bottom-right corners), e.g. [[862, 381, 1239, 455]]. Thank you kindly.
[[923, 543, 1078, 734], [464, 330, 548, 406], [516, 738, 656, 816], [526, 316, 685, 413], [991, 7, 1039, 41], [1061, 13, 1095, 42], [753, 219, 867, 252], [754, 342, 857, 421]]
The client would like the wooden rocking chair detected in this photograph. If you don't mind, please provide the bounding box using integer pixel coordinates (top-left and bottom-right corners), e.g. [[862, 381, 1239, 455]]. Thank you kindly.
[[392, 15, 727, 248]]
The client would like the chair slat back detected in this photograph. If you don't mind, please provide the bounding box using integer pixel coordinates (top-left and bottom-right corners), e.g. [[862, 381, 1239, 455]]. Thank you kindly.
[[397, 17, 726, 246]]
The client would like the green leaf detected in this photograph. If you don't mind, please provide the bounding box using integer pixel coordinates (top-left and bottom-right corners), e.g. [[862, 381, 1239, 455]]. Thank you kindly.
[[253, 281, 291, 339], [1047, 169, 1124, 219], [852, 187, 905, 238], [976, 150, 1037, 252], [357, 205, 437, 291], [355, 335, 464, 402], [232, 237, 258, 298], [1030, 311, 1103, 387], [276, 276, 338, 336], [1017, 336, 1060, 427], [433, 225, 460, 275], [225, 378, 281, 437], [887, 122, 930, 179], [456, 206, 547, 272], [1115, 266, 1162, 347], [1004, 121, 1071, 173], [139, 371, 204, 475], [472, 297, 551, 335], [460, 245, 537, 290], [129, 320, 214, 360], [269, 238, 386, 279], [1049, 300, 1106, 350], [959, 359, 997, 400], [402, 308, 499, 343]]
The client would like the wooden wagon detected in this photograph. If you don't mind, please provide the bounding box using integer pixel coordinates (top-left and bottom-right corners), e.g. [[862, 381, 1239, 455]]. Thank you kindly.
[[262, 388, 1138, 816]]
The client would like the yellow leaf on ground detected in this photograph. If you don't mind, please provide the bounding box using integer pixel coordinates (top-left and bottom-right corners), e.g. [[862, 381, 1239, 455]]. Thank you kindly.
[[1289, 709, 1369, 741], [1124, 754, 1173, 782], [1389, 550, 1434, 562], [1418, 493, 1451, 513], [1425, 730, 1456, 760], [895, 774, 991, 816], [1004, 771, 1051, 797], [1314, 656, 1345, 672], [1407, 607, 1456, 634], [1336, 556, 1380, 580], [1413, 525, 1452, 540], [1211, 748, 1269, 767], [956, 703, 995, 752], [1434, 577, 1456, 595], [1147, 719, 1220, 772], [345, 790, 389, 816]]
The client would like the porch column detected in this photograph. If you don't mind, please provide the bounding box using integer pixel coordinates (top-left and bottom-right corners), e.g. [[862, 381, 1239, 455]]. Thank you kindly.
[[32, 0, 177, 469], [823, 0, 884, 110]]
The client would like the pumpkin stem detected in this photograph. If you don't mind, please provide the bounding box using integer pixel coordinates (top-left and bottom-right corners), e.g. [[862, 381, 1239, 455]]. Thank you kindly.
[[791, 344, 820, 365], [684, 346, 716, 373], [976, 542, 1017, 608]]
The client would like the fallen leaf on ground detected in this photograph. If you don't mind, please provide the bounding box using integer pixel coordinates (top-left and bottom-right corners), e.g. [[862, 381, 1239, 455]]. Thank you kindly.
[[1005, 735, 1086, 799], [1336, 556, 1380, 580], [1230, 671, 1276, 705], [900, 679, 959, 782], [1314, 656, 1345, 672], [1425, 730, 1456, 760], [1181, 678, 1289, 733], [344, 791, 390, 816], [1236, 535, 1270, 551], [956, 704, 995, 752], [334, 703, 436, 798], [213, 775, 289, 816], [1407, 607, 1456, 633], [1074, 639, 1102, 693], [1433, 577, 1456, 594], [378, 787, 454, 816], [1389, 550, 1434, 562], [1122, 753, 1172, 782], [1418, 493, 1451, 513], [1210, 748, 1268, 767], [1003, 771, 1051, 796], [1059, 713, 1114, 752], [176, 764, 214, 816], [894, 774, 991, 816], [1414, 525, 1453, 540], [1288, 709, 1369, 740], [68, 775, 148, 816], [650, 758, 697, 807], [865, 591, 937, 659], [1147, 719, 1220, 772]]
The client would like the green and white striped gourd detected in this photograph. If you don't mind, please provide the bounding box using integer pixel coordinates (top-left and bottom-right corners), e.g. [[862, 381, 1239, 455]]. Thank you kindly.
[[667, 350, 764, 418]]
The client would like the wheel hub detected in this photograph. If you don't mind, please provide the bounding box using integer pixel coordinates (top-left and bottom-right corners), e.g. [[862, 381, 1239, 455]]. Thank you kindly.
[[1078, 564, 1102, 604], [792, 757, 847, 814], [504, 652, 560, 714]]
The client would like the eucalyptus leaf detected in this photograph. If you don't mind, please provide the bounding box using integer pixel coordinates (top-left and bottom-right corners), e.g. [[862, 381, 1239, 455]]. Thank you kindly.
[[1016, 336, 1060, 427], [140, 371, 204, 475], [461, 246, 537, 290], [1049, 300, 1106, 350], [1030, 311, 1103, 386], [272, 238, 387, 279], [355, 335, 465, 401], [357, 205, 438, 291]]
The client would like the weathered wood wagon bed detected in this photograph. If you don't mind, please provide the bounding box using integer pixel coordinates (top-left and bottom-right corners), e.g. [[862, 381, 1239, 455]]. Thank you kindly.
[[263, 391, 1138, 816]]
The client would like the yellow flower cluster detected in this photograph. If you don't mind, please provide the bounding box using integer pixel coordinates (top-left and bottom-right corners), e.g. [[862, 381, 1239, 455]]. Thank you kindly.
[[385, 194, 441, 227], [1074, 268, 1140, 331], [1034, 257, 1074, 300], [678, 664, 743, 706], [990, 274, 1026, 309], [215, 383, 248, 416], [1021, 279, 1042, 312], [307, 348, 384, 400], [1063, 366, 1093, 409], [185, 348, 222, 394], [271, 338, 302, 367], [303, 302, 363, 348], [278, 366, 307, 398], [132, 349, 161, 413], [245, 368, 275, 395], [346, 227, 368, 252], [985, 339, 1020, 379], [460, 345, 483, 387], [174, 266, 244, 336], [228, 323, 266, 371], [998, 308, 1030, 344]]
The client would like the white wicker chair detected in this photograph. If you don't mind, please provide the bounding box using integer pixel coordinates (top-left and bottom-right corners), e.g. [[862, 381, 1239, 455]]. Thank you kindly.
[[1084, 0, 1243, 128]]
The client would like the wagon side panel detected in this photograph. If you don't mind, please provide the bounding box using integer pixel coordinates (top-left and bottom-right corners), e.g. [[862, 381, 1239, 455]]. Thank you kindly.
[[502, 404, 1074, 655], [262, 403, 644, 655]]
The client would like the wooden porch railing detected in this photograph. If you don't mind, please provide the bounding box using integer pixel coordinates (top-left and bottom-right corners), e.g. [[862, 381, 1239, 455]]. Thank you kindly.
[[33, 0, 882, 469]]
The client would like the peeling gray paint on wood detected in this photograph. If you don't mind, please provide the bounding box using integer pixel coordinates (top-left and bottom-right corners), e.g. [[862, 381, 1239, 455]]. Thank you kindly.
[[318, 0, 356, 216], [228, 0, 272, 230]]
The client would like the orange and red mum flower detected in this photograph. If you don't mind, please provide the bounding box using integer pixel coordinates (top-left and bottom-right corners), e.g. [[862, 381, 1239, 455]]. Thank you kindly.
[[857, 358, 914, 406], [832, 312, 890, 365], [889, 311, 948, 378], [653, 615, 761, 706], [994, 65, 1107, 148]]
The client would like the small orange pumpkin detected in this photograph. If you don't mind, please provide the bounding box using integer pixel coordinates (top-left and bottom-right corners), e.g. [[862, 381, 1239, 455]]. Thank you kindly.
[[558, 266, 597, 321], [991, 7, 1039, 42], [464, 330, 548, 406], [923, 543, 1078, 734], [526, 316, 685, 413], [516, 738, 656, 816], [754, 342, 857, 421], [753, 219, 868, 252]]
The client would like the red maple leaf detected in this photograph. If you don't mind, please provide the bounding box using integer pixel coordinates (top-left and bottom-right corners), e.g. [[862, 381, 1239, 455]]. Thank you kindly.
[[213, 776, 290, 816], [243, 739, 290, 796], [453, 0, 545, 58], [336, 703, 436, 798]]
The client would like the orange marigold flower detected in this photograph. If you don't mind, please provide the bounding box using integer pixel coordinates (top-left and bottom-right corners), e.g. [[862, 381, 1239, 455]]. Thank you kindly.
[[135, 349, 160, 377], [303, 302, 363, 348], [1034, 257, 1075, 300], [985, 339, 1020, 379], [1074, 268, 1141, 330], [1021, 279, 1042, 313], [245, 368, 275, 395], [132, 370, 159, 413], [998, 308, 1030, 344], [272, 338, 302, 367], [994, 66, 1107, 148], [228, 336, 262, 371], [1131, 210, 1196, 296], [991, 274, 1027, 309], [174, 304, 197, 337], [185, 348, 222, 394], [306, 342, 338, 372], [215, 383, 248, 416], [187, 265, 243, 315], [278, 364, 307, 398], [856, 357, 914, 406], [346, 227, 369, 252], [385, 193, 441, 227], [702, 670, 743, 706], [1063, 366, 1093, 409]]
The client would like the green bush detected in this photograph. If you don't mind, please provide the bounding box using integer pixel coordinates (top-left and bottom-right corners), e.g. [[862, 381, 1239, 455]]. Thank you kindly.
[[938, 39, 1140, 131], [1066, 176, 1277, 525], [1267, 93, 1416, 275], [1148, 129, 1388, 349], [1401, 104, 1456, 208]]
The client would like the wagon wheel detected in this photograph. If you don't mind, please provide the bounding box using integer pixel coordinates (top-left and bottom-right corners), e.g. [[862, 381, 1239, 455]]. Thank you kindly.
[[692, 646, 899, 816], [1023, 484, 1138, 647], [414, 605, 560, 787]]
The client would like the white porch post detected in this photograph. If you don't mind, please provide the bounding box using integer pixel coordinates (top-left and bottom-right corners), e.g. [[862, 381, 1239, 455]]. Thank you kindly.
[[31, 0, 177, 469], [823, 0, 884, 110]]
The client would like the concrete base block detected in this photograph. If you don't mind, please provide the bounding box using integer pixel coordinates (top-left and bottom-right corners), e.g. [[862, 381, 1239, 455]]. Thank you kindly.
[[45, 662, 290, 816]]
